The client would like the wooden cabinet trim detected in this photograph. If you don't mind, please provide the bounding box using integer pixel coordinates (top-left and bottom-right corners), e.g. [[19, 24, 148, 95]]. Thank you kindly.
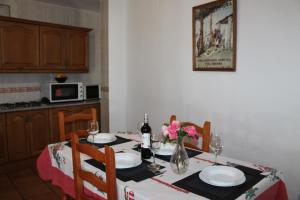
[[0, 16, 92, 32]]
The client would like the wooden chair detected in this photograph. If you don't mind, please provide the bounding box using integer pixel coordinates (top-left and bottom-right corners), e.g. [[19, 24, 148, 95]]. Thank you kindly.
[[58, 108, 97, 141], [170, 115, 211, 152], [71, 132, 117, 200]]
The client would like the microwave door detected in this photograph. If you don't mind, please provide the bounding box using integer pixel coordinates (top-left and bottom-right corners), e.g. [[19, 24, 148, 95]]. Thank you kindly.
[[51, 84, 78, 101]]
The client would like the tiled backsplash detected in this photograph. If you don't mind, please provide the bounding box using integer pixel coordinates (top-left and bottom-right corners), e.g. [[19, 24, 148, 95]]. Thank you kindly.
[[0, 86, 40, 93], [0, 84, 41, 103]]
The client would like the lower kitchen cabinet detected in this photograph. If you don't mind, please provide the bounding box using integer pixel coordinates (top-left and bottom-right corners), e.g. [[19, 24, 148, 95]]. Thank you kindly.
[[6, 111, 31, 161], [49, 103, 100, 143], [6, 109, 50, 160], [0, 114, 8, 163], [1, 102, 100, 164], [29, 110, 50, 156]]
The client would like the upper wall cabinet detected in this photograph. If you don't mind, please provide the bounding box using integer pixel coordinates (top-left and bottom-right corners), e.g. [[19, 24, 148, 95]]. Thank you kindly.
[[40, 26, 67, 70], [0, 21, 39, 70], [67, 30, 89, 71], [0, 16, 91, 73]]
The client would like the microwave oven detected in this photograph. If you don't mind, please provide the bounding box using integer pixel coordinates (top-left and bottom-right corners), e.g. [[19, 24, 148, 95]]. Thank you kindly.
[[41, 82, 84, 103]]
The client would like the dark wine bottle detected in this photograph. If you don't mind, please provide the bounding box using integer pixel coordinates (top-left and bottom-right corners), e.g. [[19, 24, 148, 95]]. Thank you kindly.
[[141, 113, 152, 159]]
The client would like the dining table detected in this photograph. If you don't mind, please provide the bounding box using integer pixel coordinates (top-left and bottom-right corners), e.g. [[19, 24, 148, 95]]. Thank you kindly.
[[36, 133, 288, 200]]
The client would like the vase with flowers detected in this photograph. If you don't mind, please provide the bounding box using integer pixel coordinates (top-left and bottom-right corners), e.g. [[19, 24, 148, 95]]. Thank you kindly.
[[161, 121, 198, 174]]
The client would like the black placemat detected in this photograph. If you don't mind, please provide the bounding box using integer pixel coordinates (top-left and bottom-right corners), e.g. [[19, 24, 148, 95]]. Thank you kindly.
[[64, 136, 132, 149], [132, 145, 202, 162], [85, 158, 165, 182], [173, 165, 265, 200]]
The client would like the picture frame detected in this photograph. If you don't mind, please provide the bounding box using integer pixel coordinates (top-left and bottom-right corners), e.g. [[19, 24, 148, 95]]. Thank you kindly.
[[192, 0, 237, 71]]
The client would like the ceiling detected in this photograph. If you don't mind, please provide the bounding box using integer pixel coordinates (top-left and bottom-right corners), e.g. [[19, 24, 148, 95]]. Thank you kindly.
[[34, 0, 100, 12]]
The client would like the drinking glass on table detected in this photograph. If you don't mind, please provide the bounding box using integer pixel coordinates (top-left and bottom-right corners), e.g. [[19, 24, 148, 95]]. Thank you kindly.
[[87, 120, 99, 143], [209, 133, 223, 164], [148, 133, 161, 172]]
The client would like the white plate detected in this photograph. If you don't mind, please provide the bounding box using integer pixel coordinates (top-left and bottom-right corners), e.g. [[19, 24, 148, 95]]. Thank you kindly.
[[199, 166, 246, 187], [115, 153, 142, 169], [87, 133, 117, 144], [156, 143, 176, 155]]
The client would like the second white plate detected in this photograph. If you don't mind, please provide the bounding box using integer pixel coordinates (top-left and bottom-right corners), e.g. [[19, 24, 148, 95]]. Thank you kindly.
[[87, 133, 117, 144], [115, 153, 142, 169], [199, 166, 246, 187]]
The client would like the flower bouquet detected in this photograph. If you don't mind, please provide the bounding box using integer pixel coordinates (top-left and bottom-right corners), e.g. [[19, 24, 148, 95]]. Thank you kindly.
[[161, 121, 198, 144], [161, 121, 198, 174]]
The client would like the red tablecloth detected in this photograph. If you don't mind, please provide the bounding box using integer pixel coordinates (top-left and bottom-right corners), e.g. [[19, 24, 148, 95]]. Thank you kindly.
[[37, 147, 105, 200], [37, 143, 288, 200]]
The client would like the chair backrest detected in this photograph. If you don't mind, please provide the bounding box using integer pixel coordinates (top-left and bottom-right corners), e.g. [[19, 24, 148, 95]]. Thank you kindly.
[[71, 133, 117, 200], [170, 115, 211, 152], [58, 108, 97, 141]]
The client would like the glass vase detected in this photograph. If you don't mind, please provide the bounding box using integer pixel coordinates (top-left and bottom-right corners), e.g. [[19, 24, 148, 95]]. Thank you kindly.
[[170, 138, 189, 174]]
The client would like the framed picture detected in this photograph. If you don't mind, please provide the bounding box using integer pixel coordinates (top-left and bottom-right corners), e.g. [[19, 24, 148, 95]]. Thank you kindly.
[[192, 0, 237, 71]]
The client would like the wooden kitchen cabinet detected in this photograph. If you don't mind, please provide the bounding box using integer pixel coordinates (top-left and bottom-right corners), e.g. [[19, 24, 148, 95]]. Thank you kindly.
[[2, 102, 100, 165], [0, 114, 8, 164], [6, 112, 31, 161], [40, 27, 89, 72], [39, 26, 66, 70], [67, 30, 89, 71], [49, 107, 73, 143], [0, 20, 39, 70], [6, 109, 50, 160], [29, 110, 50, 156], [0, 16, 91, 73], [49, 103, 100, 143]]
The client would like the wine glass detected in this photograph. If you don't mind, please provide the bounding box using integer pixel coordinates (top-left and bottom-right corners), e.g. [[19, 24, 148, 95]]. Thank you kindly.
[[209, 133, 223, 164], [87, 120, 99, 143], [148, 133, 161, 173]]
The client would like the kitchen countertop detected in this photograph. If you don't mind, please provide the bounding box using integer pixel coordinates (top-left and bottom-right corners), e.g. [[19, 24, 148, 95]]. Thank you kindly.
[[0, 99, 100, 113]]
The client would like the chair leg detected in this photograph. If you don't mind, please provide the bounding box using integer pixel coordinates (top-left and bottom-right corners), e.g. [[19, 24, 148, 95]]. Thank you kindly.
[[60, 188, 68, 200]]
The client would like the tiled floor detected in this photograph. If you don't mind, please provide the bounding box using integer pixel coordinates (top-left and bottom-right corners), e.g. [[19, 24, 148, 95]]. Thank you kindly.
[[0, 167, 62, 200]]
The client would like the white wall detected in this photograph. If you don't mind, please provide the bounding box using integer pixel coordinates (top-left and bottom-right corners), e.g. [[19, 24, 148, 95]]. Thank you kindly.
[[108, 0, 128, 132], [0, 0, 100, 103], [109, 0, 300, 199]]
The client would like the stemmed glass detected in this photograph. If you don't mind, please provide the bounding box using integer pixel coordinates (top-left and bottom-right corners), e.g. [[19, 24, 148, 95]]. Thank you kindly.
[[148, 133, 161, 173], [87, 120, 99, 143], [209, 133, 223, 164]]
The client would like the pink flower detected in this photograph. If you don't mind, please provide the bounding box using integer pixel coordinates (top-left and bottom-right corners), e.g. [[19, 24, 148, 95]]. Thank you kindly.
[[161, 125, 169, 137], [183, 126, 197, 137], [167, 121, 180, 135], [167, 121, 180, 140]]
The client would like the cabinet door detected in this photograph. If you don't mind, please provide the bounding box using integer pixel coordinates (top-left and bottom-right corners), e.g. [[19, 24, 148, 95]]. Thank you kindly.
[[49, 103, 100, 142], [40, 26, 67, 70], [67, 30, 88, 71], [0, 20, 39, 70], [74, 104, 101, 131], [6, 112, 31, 160], [49, 107, 73, 143], [0, 114, 8, 163], [29, 110, 50, 156]]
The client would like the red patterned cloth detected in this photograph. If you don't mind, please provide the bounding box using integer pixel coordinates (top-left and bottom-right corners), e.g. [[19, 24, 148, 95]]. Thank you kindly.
[[256, 180, 288, 200], [36, 147, 105, 200]]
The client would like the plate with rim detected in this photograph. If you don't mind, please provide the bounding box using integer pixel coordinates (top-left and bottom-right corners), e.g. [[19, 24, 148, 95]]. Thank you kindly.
[[115, 152, 142, 169], [156, 142, 176, 156], [199, 166, 246, 187], [87, 133, 117, 144]]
